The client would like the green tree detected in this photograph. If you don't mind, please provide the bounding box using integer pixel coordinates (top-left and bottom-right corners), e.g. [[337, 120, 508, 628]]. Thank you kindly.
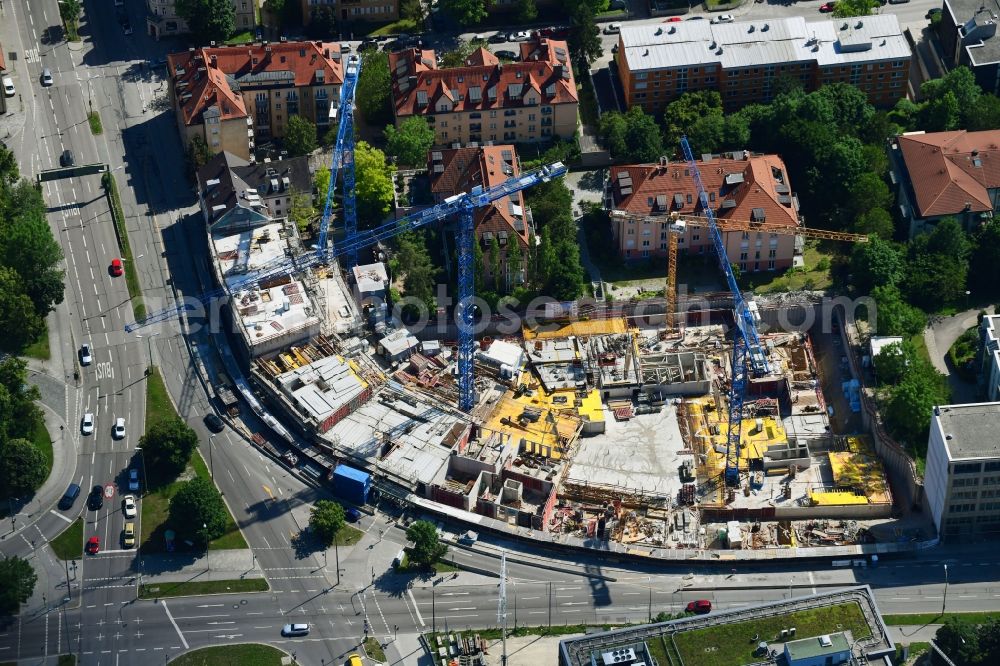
[[526, 232, 538, 285], [507, 237, 524, 286], [0, 357, 42, 443], [385, 117, 435, 167], [905, 218, 971, 308], [439, 38, 488, 68], [871, 284, 926, 337], [0, 438, 47, 498], [872, 341, 908, 386], [355, 141, 396, 228], [186, 135, 213, 176], [921, 66, 982, 125], [313, 166, 331, 208], [306, 5, 338, 39], [439, 0, 487, 26], [405, 520, 447, 567], [663, 91, 724, 150], [262, 0, 285, 16], [0, 267, 46, 352], [289, 190, 315, 234], [489, 234, 502, 292], [0, 556, 37, 615], [967, 93, 1000, 131], [356, 51, 393, 128], [848, 171, 892, 218], [920, 90, 961, 132], [597, 111, 628, 158], [854, 208, 895, 240], [175, 0, 236, 44], [538, 215, 584, 300], [0, 207, 64, 316], [525, 179, 573, 232], [849, 236, 904, 294], [884, 364, 949, 448], [139, 418, 199, 480], [832, 0, 878, 17], [169, 477, 228, 545], [309, 499, 345, 547], [935, 616, 982, 666], [623, 106, 664, 163], [515, 0, 537, 22], [472, 233, 485, 287], [567, 1, 602, 64], [58, 0, 81, 23], [400, 0, 426, 22], [970, 220, 1000, 298], [284, 115, 317, 157], [396, 231, 437, 317], [0, 144, 18, 186]]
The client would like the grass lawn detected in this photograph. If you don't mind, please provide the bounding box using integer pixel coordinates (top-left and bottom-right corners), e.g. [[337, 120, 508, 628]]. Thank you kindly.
[[368, 18, 418, 36], [335, 524, 363, 546], [744, 242, 833, 295], [947, 326, 979, 381], [363, 636, 386, 662], [225, 31, 254, 45], [167, 644, 291, 666], [31, 412, 53, 477], [22, 327, 50, 360], [50, 518, 83, 560], [885, 611, 1000, 625], [673, 602, 870, 666], [139, 577, 267, 599], [87, 111, 103, 135], [145, 366, 175, 428]]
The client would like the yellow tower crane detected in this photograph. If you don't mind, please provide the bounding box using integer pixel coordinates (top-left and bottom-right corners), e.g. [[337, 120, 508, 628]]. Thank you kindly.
[[609, 210, 870, 334]]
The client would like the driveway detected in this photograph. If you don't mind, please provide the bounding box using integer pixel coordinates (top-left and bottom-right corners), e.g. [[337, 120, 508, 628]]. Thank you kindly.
[[924, 306, 995, 403]]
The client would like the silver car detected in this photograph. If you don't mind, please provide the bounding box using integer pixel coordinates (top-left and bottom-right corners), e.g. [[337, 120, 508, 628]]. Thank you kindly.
[[41, 68, 53, 86]]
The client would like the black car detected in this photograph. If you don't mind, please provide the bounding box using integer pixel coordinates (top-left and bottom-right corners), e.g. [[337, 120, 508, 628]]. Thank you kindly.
[[495, 50, 518, 61], [204, 413, 225, 433], [488, 33, 506, 44], [87, 485, 104, 511], [60, 150, 75, 167]]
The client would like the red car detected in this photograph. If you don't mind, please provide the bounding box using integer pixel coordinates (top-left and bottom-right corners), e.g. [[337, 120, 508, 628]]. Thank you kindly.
[[819, 1, 836, 11], [686, 599, 712, 614], [110, 258, 123, 277], [665, 17, 683, 22], [86, 536, 100, 555]]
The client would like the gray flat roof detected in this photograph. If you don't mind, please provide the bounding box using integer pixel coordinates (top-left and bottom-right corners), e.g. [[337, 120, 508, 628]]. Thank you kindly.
[[947, 0, 1000, 67], [785, 631, 850, 660], [936, 402, 1000, 461]]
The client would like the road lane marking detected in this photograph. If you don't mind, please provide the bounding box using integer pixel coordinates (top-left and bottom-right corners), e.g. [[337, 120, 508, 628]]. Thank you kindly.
[[161, 601, 189, 649], [407, 589, 425, 627], [195, 604, 225, 608], [50, 510, 73, 524], [448, 607, 476, 611], [173, 614, 230, 620]]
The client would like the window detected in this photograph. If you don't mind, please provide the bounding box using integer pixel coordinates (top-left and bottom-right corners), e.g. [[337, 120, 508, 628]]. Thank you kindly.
[[955, 463, 982, 475], [767, 260, 775, 270], [986, 462, 1000, 472]]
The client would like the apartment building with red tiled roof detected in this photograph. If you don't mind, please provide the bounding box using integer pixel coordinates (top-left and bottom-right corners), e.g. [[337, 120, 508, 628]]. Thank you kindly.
[[889, 129, 1000, 237], [606, 152, 801, 273], [145, 0, 255, 40], [390, 40, 578, 146], [167, 41, 345, 161], [428, 145, 532, 289], [301, 0, 399, 24]]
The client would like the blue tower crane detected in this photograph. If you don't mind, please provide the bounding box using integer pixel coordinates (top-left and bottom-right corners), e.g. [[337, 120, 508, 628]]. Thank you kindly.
[[127, 162, 569, 412], [318, 54, 361, 267], [679, 136, 770, 487]]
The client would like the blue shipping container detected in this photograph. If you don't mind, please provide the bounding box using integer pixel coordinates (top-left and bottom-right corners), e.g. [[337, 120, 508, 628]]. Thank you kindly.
[[331, 464, 370, 505]]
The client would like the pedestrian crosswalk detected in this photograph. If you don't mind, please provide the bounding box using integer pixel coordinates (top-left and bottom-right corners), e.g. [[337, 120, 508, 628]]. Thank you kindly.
[[24, 47, 40, 64]]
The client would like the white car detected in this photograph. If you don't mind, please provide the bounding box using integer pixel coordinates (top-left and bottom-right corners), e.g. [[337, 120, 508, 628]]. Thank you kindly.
[[509, 30, 530, 41], [602, 23, 621, 35], [80, 343, 92, 366], [81, 412, 94, 436], [113, 417, 125, 439], [2, 77, 14, 97], [122, 495, 136, 519], [711, 14, 735, 24]]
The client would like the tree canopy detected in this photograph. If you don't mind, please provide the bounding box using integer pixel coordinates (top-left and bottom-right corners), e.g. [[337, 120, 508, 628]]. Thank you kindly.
[[405, 520, 448, 567], [139, 418, 199, 480], [395, 231, 438, 318], [175, 0, 236, 44], [0, 556, 36, 615], [309, 499, 345, 547], [354, 141, 396, 228], [566, 0, 602, 64], [0, 439, 47, 497], [283, 115, 317, 157], [935, 617, 1000, 666], [306, 5, 338, 39], [385, 117, 436, 167], [832, 0, 879, 19], [356, 51, 393, 127], [439, 0, 487, 26], [170, 477, 228, 545]]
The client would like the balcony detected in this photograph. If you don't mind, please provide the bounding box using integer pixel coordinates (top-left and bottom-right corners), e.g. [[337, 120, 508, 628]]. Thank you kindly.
[[470, 124, 482, 132], [246, 117, 252, 126], [503, 121, 516, 128]]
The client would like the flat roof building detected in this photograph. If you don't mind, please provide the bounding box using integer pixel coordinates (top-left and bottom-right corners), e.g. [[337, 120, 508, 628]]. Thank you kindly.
[[273, 355, 371, 433], [925, 402, 1000, 540], [940, 0, 1000, 95], [980, 315, 1000, 402], [784, 632, 851, 666], [616, 15, 910, 115]]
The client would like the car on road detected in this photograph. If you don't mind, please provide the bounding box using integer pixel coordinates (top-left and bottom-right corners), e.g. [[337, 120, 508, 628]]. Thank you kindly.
[[495, 49, 518, 60], [507, 30, 530, 42], [710, 14, 734, 23], [345, 507, 362, 522], [81, 412, 94, 436], [113, 417, 126, 440], [686, 599, 712, 614], [58, 483, 81, 510], [88, 485, 104, 510], [128, 468, 140, 491], [204, 412, 225, 432], [79, 343, 92, 366], [686, 15, 705, 20], [110, 258, 124, 277], [86, 536, 100, 555], [122, 495, 137, 518], [41, 68, 53, 86], [665, 16, 682, 22], [2, 77, 14, 97], [60, 150, 75, 167], [819, 1, 836, 11], [123, 522, 135, 548], [603, 23, 621, 34], [281, 623, 310, 637], [487, 32, 506, 43], [347, 655, 363, 666]]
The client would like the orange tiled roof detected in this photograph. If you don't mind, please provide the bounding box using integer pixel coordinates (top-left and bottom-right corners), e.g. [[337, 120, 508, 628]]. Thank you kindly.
[[390, 39, 577, 118], [428, 145, 530, 245], [168, 41, 344, 127], [609, 153, 799, 228], [896, 130, 1000, 218]]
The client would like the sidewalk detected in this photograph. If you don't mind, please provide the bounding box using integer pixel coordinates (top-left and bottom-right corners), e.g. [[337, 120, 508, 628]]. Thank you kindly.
[[138, 548, 264, 584], [892, 624, 943, 643]]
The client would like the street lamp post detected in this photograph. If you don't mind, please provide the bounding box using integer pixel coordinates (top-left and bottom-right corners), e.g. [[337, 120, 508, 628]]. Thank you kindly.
[[135, 447, 150, 498], [942, 564, 949, 615], [136, 332, 159, 375], [648, 576, 653, 622], [204, 524, 210, 572]]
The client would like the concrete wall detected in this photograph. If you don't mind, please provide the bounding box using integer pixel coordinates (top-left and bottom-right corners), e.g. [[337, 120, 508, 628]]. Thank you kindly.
[[774, 502, 893, 520]]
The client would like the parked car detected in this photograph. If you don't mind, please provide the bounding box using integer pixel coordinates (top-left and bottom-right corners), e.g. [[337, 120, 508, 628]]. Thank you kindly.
[[80, 343, 92, 366], [129, 468, 140, 492], [819, 1, 836, 11], [686, 599, 712, 614], [347, 655, 363, 666], [281, 623, 310, 637], [508, 30, 530, 42], [603, 23, 621, 34], [487, 32, 506, 43], [2, 77, 14, 97], [345, 507, 362, 523], [113, 417, 126, 440], [110, 258, 123, 277], [711, 14, 734, 23], [495, 50, 518, 60], [686, 15, 705, 20], [122, 495, 137, 519], [123, 522, 136, 548], [81, 412, 94, 436], [88, 485, 104, 511], [665, 16, 682, 22], [86, 536, 100, 555]]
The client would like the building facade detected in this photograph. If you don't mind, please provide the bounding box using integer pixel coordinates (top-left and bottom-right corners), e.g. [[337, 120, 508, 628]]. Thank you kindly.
[[168, 41, 344, 161], [606, 152, 800, 271], [981, 315, 1000, 403], [146, 0, 255, 40], [428, 145, 532, 290], [925, 402, 1000, 541], [616, 15, 910, 115], [301, 0, 399, 24], [940, 0, 1000, 95], [889, 129, 1000, 237], [390, 40, 578, 146]]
